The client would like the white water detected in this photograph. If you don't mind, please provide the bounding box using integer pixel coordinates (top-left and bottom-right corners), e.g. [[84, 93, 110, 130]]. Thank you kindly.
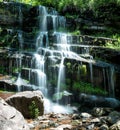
[[34, 53, 47, 96], [15, 74, 22, 91], [18, 31, 24, 50], [44, 98, 73, 114], [39, 6, 47, 31], [56, 58, 65, 103], [15, 74, 28, 92], [89, 56, 93, 84]]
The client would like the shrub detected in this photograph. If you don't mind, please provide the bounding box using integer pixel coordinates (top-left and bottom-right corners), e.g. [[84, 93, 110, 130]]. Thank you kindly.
[[29, 101, 39, 118]]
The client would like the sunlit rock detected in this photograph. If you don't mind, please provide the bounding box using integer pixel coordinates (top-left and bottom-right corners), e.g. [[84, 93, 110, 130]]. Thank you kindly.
[[0, 97, 29, 130], [6, 91, 44, 118]]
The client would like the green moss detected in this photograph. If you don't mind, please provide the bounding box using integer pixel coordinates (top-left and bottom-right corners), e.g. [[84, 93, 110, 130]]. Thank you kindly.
[[73, 81, 108, 96]]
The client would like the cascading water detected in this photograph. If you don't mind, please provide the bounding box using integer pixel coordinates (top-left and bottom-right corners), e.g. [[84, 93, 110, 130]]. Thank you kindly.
[[106, 66, 115, 97], [36, 6, 67, 99], [39, 6, 47, 31], [14, 3, 24, 91], [89, 56, 93, 84], [18, 30, 24, 50], [15, 54, 23, 91], [33, 6, 75, 112], [34, 53, 47, 96], [56, 57, 65, 103], [12, 5, 116, 113], [15, 29, 25, 91]]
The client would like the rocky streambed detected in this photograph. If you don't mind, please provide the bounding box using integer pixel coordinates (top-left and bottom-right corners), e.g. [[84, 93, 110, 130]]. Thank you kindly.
[[27, 108, 120, 130], [0, 91, 120, 130]]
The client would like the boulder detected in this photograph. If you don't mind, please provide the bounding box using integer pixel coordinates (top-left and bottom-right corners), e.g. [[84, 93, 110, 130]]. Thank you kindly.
[[6, 90, 44, 118], [79, 93, 120, 109], [110, 120, 120, 130], [0, 97, 29, 130]]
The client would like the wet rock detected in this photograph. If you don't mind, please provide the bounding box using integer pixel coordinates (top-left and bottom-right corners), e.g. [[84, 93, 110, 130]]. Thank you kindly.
[[6, 90, 44, 118], [0, 97, 29, 130], [79, 93, 120, 109]]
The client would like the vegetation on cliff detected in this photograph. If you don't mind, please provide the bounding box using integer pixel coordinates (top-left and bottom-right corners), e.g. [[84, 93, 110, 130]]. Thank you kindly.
[[0, 0, 119, 49]]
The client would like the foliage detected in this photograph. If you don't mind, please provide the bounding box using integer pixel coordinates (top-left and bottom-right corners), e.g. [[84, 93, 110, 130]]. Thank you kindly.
[[70, 30, 81, 35], [29, 101, 39, 118], [73, 81, 108, 96], [105, 34, 120, 50], [7, 0, 120, 12], [0, 28, 19, 48], [0, 66, 5, 74]]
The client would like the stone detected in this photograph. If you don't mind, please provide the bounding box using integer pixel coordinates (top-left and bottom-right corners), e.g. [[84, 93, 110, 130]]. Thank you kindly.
[[71, 120, 82, 126], [0, 97, 29, 130], [92, 107, 109, 116], [6, 90, 44, 118], [90, 118, 101, 123], [109, 120, 120, 130], [52, 124, 72, 130], [99, 124, 109, 130], [86, 124, 95, 130], [72, 114, 81, 119], [80, 112, 92, 119], [107, 111, 120, 124]]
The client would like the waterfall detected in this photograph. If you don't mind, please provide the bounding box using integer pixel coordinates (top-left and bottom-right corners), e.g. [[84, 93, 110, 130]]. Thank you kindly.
[[89, 56, 93, 84], [109, 66, 115, 97], [18, 30, 24, 50], [51, 15, 58, 32], [102, 68, 107, 91], [110, 66, 115, 97], [7, 5, 117, 113], [15, 30, 24, 91], [34, 53, 47, 96], [56, 58, 65, 103], [39, 6, 47, 31], [54, 32, 71, 51], [36, 32, 48, 48], [106, 65, 115, 97], [15, 54, 22, 91]]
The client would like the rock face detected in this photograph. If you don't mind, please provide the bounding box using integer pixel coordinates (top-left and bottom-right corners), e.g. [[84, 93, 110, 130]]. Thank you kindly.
[[6, 91, 44, 118], [0, 97, 29, 130]]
